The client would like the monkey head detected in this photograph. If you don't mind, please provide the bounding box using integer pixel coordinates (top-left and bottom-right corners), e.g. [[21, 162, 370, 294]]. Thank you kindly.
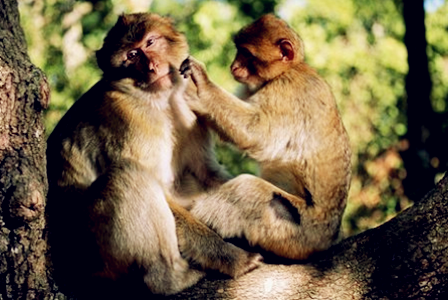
[[96, 13, 189, 91], [231, 14, 305, 91]]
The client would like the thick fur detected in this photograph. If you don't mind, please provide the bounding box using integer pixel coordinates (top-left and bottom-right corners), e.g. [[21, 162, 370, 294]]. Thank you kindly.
[[182, 14, 352, 260], [47, 13, 261, 297]]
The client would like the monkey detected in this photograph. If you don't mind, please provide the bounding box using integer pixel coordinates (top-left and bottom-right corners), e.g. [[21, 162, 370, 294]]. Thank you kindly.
[[46, 13, 262, 297], [180, 14, 352, 261]]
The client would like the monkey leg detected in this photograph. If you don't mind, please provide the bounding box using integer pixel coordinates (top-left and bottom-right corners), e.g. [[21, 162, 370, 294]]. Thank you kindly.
[[169, 200, 263, 278], [191, 174, 322, 260], [86, 162, 205, 295]]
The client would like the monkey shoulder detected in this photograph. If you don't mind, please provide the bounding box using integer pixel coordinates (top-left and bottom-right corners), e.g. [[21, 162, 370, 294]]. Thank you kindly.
[[49, 82, 127, 147], [279, 65, 340, 118], [47, 80, 172, 187]]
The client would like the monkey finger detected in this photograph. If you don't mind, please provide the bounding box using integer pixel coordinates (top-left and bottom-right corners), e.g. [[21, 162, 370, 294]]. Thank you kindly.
[[180, 57, 192, 78], [182, 69, 192, 79], [186, 56, 205, 69]]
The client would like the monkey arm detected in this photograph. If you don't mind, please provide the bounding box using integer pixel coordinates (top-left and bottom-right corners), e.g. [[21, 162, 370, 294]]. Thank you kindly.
[[181, 57, 266, 151]]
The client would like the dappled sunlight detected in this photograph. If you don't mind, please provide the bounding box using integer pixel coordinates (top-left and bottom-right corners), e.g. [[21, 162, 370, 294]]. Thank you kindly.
[[18, 0, 448, 235]]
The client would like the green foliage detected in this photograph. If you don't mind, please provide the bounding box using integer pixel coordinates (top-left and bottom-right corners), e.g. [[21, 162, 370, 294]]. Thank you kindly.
[[184, 1, 248, 91], [18, 0, 448, 236], [426, 3, 448, 114], [228, 0, 278, 17]]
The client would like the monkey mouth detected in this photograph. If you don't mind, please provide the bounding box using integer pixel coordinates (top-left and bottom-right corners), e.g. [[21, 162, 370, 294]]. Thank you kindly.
[[152, 72, 171, 83], [144, 70, 173, 90], [151, 72, 172, 85], [232, 75, 248, 84]]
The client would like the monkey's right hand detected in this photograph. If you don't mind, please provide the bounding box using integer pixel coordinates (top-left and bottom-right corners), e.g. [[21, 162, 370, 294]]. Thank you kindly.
[[180, 57, 193, 79], [180, 56, 209, 92]]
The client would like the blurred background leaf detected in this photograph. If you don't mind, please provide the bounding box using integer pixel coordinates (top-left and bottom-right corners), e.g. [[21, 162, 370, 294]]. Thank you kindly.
[[18, 0, 448, 237]]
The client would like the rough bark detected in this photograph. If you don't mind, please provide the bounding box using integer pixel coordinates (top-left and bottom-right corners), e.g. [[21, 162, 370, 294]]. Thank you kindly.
[[1, 0, 448, 299], [0, 0, 56, 298]]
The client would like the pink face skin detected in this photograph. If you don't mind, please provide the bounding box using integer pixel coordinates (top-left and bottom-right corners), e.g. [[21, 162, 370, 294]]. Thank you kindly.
[[123, 32, 174, 90], [230, 40, 295, 93], [230, 47, 265, 91]]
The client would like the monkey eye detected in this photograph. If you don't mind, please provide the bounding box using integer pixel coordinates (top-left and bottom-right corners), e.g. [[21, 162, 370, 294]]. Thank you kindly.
[[127, 50, 138, 61], [239, 47, 253, 59], [147, 36, 159, 47]]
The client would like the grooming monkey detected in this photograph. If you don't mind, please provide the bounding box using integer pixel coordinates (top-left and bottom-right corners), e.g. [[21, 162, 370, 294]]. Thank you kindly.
[[182, 14, 352, 260], [46, 13, 262, 297]]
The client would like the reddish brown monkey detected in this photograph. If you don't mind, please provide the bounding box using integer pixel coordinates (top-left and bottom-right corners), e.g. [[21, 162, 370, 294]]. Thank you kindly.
[[46, 13, 261, 297], [182, 14, 352, 260]]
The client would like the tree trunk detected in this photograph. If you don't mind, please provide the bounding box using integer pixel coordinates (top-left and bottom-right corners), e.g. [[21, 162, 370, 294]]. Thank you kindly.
[[0, 0, 59, 298], [401, 0, 441, 201], [1, 0, 448, 299]]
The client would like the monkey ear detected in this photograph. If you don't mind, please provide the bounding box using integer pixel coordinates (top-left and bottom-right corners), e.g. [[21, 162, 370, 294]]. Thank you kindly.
[[117, 13, 129, 27], [279, 39, 294, 62]]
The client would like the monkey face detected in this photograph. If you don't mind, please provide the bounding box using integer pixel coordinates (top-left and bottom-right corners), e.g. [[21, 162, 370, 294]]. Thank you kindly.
[[120, 33, 175, 91], [96, 13, 189, 92], [230, 41, 293, 92], [230, 14, 304, 92], [230, 47, 266, 91]]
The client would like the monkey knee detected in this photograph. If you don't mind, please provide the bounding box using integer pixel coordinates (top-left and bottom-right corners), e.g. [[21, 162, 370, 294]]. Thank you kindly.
[[225, 174, 264, 196], [224, 174, 283, 204], [232, 173, 259, 184]]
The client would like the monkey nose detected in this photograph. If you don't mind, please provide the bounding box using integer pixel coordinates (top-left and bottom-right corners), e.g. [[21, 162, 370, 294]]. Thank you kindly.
[[149, 62, 157, 72], [230, 63, 241, 74]]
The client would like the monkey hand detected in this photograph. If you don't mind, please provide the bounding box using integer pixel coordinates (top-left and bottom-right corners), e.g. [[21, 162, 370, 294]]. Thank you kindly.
[[180, 56, 210, 94], [179, 57, 212, 114], [179, 57, 193, 79]]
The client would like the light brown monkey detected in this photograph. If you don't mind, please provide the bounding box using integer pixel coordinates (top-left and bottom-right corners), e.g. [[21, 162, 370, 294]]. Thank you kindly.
[[181, 14, 352, 260], [46, 13, 261, 297]]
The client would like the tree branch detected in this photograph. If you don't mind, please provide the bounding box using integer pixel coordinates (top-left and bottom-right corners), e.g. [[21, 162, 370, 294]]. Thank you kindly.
[[170, 175, 448, 299]]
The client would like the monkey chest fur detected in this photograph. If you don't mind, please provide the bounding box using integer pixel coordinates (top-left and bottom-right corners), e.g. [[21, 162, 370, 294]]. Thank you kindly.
[[50, 84, 179, 190]]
